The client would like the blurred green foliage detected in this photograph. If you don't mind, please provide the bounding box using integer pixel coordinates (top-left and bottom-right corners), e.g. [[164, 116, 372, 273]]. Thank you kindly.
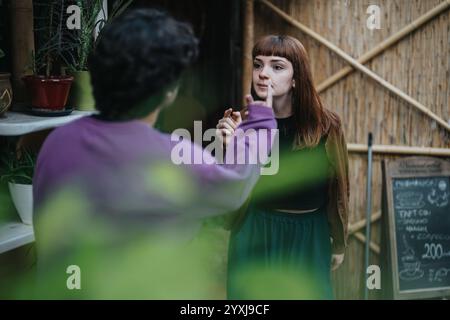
[[2, 128, 330, 299]]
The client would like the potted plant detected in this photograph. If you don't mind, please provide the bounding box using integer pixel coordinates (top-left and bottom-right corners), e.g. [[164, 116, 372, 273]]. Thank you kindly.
[[22, 1, 75, 111], [1, 146, 36, 225], [65, 0, 104, 111], [0, 48, 13, 117], [66, 0, 134, 111]]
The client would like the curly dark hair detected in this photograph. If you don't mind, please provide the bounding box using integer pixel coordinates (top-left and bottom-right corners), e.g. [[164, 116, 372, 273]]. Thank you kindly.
[[88, 8, 199, 120]]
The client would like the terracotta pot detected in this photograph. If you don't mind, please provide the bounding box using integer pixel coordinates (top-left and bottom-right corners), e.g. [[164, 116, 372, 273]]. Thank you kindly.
[[0, 72, 12, 117], [22, 75, 74, 110]]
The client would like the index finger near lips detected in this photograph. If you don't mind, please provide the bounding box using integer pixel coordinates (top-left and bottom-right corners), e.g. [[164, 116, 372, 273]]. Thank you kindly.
[[266, 80, 273, 108]]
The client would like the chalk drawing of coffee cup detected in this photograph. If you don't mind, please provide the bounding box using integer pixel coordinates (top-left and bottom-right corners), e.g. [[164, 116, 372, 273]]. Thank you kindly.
[[399, 260, 424, 281], [404, 261, 419, 273], [396, 192, 425, 208], [427, 188, 449, 207], [401, 253, 415, 263]]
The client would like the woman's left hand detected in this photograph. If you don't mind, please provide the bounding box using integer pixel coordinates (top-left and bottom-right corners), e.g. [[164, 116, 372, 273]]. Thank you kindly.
[[331, 253, 345, 271]]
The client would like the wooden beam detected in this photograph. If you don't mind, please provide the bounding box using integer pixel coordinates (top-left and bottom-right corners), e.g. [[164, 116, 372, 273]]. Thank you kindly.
[[317, 0, 450, 93], [348, 143, 450, 157], [349, 211, 382, 235], [10, 0, 35, 106], [353, 232, 380, 254], [242, 0, 254, 105], [259, 0, 450, 132]]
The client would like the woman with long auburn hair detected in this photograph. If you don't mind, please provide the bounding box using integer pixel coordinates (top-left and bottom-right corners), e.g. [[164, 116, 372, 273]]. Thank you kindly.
[[216, 35, 350, 299]]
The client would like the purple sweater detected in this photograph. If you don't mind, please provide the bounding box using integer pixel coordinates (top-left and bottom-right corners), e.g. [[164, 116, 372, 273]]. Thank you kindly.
[[33, 105, 276, 228]]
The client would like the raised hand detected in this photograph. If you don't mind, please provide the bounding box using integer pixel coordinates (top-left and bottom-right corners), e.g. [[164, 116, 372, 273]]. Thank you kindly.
[[216, 108, 243, 147], [216, 79, 273, 148]]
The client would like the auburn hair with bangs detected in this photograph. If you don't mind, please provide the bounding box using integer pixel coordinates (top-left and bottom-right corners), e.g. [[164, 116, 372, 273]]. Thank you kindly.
[[251, 35, 341, 149]]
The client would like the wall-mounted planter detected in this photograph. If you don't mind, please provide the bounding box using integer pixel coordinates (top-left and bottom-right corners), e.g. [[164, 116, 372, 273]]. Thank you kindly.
[[0, 72, 12, 117]]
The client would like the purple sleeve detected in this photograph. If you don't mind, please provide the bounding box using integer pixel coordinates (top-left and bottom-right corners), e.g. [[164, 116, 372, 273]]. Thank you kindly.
[[33, 106, 276, 222], [172, 104, 276, 218]]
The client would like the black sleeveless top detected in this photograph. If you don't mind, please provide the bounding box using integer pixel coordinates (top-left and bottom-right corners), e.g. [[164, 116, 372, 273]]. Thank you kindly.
[[251, 115, 332, 210]]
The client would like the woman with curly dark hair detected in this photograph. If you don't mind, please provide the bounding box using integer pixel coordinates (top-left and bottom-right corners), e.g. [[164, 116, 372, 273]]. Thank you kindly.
[[33, 9, 276, 243], [217, 35, 350, 299]]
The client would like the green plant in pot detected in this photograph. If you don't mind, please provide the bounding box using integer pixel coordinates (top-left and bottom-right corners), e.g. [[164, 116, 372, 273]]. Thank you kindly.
[[1, 146, 36, 225], [65, 0, 104, 111], [22, 1, 76, 112], [0, 48, 13, 117], [66, 0, 134, 111]]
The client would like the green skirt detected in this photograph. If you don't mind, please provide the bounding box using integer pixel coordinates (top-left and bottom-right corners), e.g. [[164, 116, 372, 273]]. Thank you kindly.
[[227, 204, 333, 299]]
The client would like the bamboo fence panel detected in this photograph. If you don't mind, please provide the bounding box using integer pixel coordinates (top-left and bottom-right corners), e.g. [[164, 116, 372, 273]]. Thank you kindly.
[[251, 0, 450, 299]]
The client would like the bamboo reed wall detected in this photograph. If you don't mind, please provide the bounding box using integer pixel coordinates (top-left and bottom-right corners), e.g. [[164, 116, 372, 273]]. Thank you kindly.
[[250, 0, 450, 299]]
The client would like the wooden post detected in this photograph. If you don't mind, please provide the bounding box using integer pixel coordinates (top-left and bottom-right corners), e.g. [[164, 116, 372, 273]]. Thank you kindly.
[[10, 0, 35, 107], [259, 0, 450, 132], [348, 144, 450, 157], [242, 0, 254, 106]]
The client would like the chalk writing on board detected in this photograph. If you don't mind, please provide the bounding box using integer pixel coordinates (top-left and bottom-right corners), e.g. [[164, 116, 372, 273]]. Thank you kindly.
[[421, 243, 450, 260], [384, 158, 450, 298], [394, 179, 435, 189], [392, 176, 450, 291], [417, 233, 450, 241], [398, 160, 442, 174], [428, 268, 450, 283]]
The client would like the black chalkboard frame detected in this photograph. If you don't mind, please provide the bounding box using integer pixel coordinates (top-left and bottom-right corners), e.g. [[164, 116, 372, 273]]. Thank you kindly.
[[384, 156, 450, 300]]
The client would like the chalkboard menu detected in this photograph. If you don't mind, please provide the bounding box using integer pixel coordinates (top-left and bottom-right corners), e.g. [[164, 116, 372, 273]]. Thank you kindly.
[[383, 157, 450, 299]]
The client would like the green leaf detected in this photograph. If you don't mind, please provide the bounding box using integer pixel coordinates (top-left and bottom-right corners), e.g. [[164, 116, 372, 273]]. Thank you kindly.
[[0, 146, 36, 184]]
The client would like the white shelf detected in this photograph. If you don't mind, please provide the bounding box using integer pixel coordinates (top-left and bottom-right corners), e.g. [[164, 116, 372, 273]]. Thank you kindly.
[[0, 110, 94, 136], [0, 110, 92, 254], [0, 221, 34, 254]]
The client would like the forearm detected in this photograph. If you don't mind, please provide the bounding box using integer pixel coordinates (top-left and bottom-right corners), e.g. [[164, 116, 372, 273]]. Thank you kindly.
[[175, 104, 276, 218]]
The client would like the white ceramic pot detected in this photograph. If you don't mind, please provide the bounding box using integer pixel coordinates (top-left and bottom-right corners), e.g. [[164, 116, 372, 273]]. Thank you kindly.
[[8, 182, 33, 225]]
